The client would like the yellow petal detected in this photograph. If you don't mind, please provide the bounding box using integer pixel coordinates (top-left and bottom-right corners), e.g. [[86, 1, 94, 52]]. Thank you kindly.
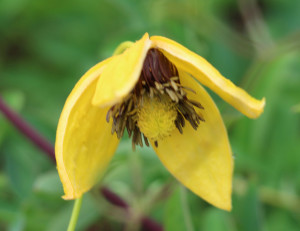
[[151, 71, 233, 211], [55, 58, 119, 199], [92, 33, 152, 107], [151, 36, 265, 119]]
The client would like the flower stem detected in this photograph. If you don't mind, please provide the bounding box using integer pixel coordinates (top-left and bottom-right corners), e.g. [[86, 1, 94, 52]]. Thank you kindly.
[[67, 196, 83, 231], [113, 41, 134, 55], [0, 95, 163, 231]]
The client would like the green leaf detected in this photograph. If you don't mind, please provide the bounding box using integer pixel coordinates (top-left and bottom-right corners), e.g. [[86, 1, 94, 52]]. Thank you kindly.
[[201, 208, 235, 231], [46, 194, 102, 231], [7, 212, 25, 231], [164, 186, 188, 231], [33, 171, 63, 196], [234, 184, 262, 231], [4, 142, 35, 199]]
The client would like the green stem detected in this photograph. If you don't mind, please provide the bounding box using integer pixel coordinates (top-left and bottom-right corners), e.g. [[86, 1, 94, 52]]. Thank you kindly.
[[180, 187, 195, 231], [113, 41, 134, 55], [67, 196, 83, 231]]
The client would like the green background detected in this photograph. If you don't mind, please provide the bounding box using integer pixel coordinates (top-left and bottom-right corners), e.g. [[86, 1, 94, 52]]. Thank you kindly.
[[1, 0, 300, 230]]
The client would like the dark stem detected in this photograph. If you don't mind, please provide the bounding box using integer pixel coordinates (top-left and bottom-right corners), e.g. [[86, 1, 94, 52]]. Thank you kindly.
[[101, 188, 163, 231], [101, 187, 129, 209], [0, 95, 163, 231], [141, 217, 163, 231]]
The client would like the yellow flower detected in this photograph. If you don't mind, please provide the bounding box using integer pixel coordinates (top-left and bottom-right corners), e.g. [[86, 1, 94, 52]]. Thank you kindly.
[[55, 33, 265, 211]]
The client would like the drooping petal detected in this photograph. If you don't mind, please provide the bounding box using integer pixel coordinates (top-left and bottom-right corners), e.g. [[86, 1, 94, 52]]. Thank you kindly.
[[151, 36, 265, 119], [151, 70, 233, 211], [92, 33, 152, 107], [55, 58, 120, 199]]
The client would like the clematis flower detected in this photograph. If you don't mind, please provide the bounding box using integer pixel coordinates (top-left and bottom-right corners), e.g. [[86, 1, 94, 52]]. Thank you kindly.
[[55, 33, 265, 211]]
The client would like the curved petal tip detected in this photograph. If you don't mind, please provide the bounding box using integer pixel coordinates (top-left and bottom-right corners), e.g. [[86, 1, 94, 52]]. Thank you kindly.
[[251, 97, 266, 119], [92, 33, 151, 107], [150, 35, 266, 119]]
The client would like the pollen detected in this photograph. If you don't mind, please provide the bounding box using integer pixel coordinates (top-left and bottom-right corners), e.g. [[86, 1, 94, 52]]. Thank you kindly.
[[137, 95, 177, 142]]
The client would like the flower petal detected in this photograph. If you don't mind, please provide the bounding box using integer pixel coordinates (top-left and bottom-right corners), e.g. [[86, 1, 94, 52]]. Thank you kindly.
[[151, 71, 233, 211], [92, 33, 152, 107], [55, 58, 120, 199], [151, 36, 265, 118]]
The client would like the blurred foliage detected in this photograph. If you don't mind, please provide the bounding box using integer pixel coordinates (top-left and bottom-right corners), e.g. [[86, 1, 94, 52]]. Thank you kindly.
[[1, 0, 300, 230]]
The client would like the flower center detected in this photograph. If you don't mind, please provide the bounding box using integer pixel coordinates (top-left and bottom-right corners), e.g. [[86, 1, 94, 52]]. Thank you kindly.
[[106, 48, 205, 150], [137, 94, 177, 142]]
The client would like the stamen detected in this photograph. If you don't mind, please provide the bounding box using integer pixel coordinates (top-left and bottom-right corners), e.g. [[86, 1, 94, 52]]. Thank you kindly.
[[170, 80, 178, 91], [106, 48, 205, 150], [166, 88, 178, 102]]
